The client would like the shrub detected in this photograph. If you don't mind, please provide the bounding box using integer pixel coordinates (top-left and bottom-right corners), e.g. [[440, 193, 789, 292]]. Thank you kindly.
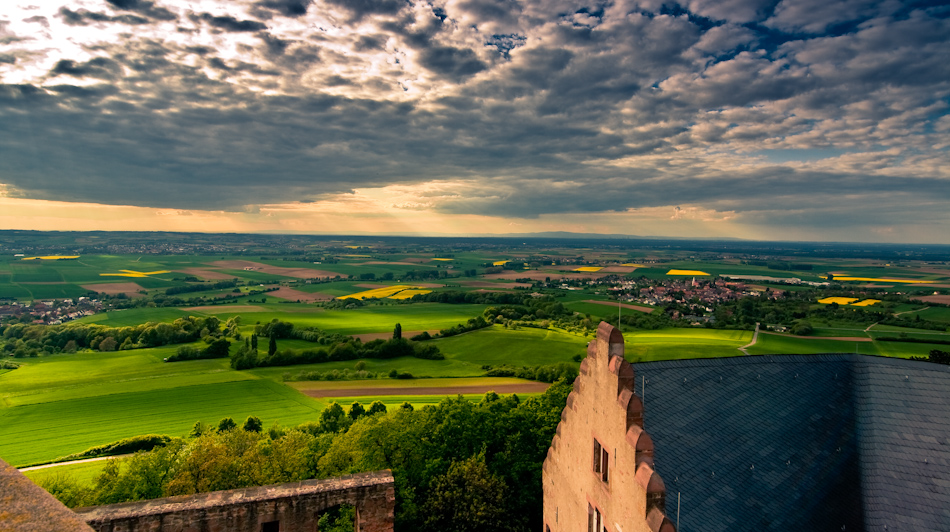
[[58, 434, 172, 461]]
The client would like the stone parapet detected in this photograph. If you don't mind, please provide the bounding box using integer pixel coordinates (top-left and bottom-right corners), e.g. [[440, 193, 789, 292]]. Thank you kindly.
[[76, 470, 395, 532]]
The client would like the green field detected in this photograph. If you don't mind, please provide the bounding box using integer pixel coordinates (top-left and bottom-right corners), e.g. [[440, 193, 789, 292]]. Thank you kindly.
[[253, 326, 588, 380], [210, 303, 489, 335], [0, 346, 253, 407], [23, 459, 111, 486], [74, 307, 198, 326], [623, 329, 753, 361], [434, 326, 587, 367], [912, 307, 950, 324], [0, 379, 324, 466], [747, 333, 880, 356]]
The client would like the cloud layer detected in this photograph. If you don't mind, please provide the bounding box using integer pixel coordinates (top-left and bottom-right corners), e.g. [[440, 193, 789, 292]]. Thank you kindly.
[[1, 0, 948, 241]]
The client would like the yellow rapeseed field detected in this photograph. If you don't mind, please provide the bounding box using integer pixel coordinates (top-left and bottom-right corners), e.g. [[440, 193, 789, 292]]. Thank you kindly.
[[21, 255, 80, 260], [818, 297, 859, 305], [622, 263, 645, 268], [431, 258, 453, 261], [339, 285, 422, 300], [851, 299, 881, 307], [388, 289, 433, 299], [99, 270, 171, 278], [667, 269, 711, 276], [492, 260, 509, 266], [574, 266, 603, 272]]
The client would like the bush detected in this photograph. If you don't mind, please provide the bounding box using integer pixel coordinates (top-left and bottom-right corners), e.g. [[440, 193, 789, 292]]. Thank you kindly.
[[58, 434, 171, 461]]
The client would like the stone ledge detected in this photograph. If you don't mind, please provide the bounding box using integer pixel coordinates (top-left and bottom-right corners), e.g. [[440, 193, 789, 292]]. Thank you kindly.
[[75, 470, 394, 521]]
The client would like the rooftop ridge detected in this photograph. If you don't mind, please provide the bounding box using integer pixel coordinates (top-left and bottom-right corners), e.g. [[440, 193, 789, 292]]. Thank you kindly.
[[635, 352, 950, 372]]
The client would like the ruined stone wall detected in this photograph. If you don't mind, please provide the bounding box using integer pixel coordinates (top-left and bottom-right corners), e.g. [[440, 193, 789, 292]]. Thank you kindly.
[[0, 457, 95, 532], [542, 323, 675, 532], [75, 470, 394, 532]]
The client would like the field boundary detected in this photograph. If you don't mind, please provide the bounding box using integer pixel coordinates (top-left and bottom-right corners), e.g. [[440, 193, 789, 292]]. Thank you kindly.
[[302, 382, 550, 397]]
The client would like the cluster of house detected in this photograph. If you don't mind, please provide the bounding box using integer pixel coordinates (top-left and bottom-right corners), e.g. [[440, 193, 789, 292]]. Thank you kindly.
[[628, 278, 784, 308], [0, 297, 101, 325]]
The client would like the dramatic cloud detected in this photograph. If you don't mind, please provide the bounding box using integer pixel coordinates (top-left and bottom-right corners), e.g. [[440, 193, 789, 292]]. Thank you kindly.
[[0, 0, 948, 242]]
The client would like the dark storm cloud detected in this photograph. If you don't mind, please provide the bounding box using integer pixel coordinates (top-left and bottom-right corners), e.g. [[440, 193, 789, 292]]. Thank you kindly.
[[105, 0, 178, 22], [418, 46, 487, 80], [58, 7, 149, 26], [253, 0, 313, 18], [23, 16, 49, 28], [1, 0, 948, 232], [324, 0, 408, 22], [193, 13, 267, 32], [433, 168, 950, 218], [50, 57, 122, 80]]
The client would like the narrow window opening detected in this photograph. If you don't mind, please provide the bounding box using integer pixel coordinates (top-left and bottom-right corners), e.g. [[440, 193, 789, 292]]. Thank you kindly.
[[602, 447, 610, 483], [593, 439, 602, 474], [261, 521, 279, 532]]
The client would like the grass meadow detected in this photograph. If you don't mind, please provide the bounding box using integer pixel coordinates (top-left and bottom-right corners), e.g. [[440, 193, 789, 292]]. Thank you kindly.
[[0, 379, 325, 466], [23, 459, 112, 486], [623, 329, 753, 361]]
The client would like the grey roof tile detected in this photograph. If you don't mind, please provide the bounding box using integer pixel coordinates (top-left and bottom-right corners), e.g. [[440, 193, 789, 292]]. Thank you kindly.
[[634, 354, 950, 532]]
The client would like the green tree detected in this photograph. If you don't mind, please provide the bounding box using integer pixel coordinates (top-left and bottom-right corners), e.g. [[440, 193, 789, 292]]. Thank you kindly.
[[317, 505, 356, 532], [393, 323, 402, 340], [319, 402, 348, 433], [99, 336, 118, 352], [268, 335, 277, 357], [189, 421, 208, 438], [367, 401, 387, 416], [348, 402, 366, 421], [251, 334, 258, 350], [425, 453, 510, 532], [243, 416, 263, 432], [217, 417, 237, 432]]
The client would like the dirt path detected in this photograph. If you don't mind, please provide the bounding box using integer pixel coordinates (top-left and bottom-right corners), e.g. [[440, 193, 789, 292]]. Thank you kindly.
[[19, 454, 132, 472], [302, 383, 551, 398], [739, 322, 760, 355], [894, 307, 928, 316]]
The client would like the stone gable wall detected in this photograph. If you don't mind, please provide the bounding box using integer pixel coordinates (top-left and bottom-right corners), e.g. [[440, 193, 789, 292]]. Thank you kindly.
[[542, 322, 675, 532]]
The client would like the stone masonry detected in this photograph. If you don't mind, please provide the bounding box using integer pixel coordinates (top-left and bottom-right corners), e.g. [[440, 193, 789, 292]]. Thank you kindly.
[[543, 322, 675, 532], [75, 470, 395, 532]]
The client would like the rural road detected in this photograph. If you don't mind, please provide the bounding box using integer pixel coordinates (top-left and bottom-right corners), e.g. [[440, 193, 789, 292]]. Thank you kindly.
[[19, 454, 131, 472], [738, 323, 760, 355]]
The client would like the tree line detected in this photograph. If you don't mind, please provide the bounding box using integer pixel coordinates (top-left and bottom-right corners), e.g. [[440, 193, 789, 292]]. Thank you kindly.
[[41, 381, 573, 532], [1, 315, 232, 358]]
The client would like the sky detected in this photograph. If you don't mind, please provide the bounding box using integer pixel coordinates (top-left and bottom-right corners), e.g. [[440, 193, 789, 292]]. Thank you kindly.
[[0, 0, 948, 243]]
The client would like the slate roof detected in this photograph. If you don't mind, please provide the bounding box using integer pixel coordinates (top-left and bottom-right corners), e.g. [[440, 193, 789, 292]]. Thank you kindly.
[[632, 354, 950, 532]]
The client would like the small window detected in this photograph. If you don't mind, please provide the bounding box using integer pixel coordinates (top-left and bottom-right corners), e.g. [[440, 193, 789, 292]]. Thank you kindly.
[[588, 504, 604, 532], [593, 439, 602, 474], [593, 438, 609, 483], [261, 521, 279, 532]]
